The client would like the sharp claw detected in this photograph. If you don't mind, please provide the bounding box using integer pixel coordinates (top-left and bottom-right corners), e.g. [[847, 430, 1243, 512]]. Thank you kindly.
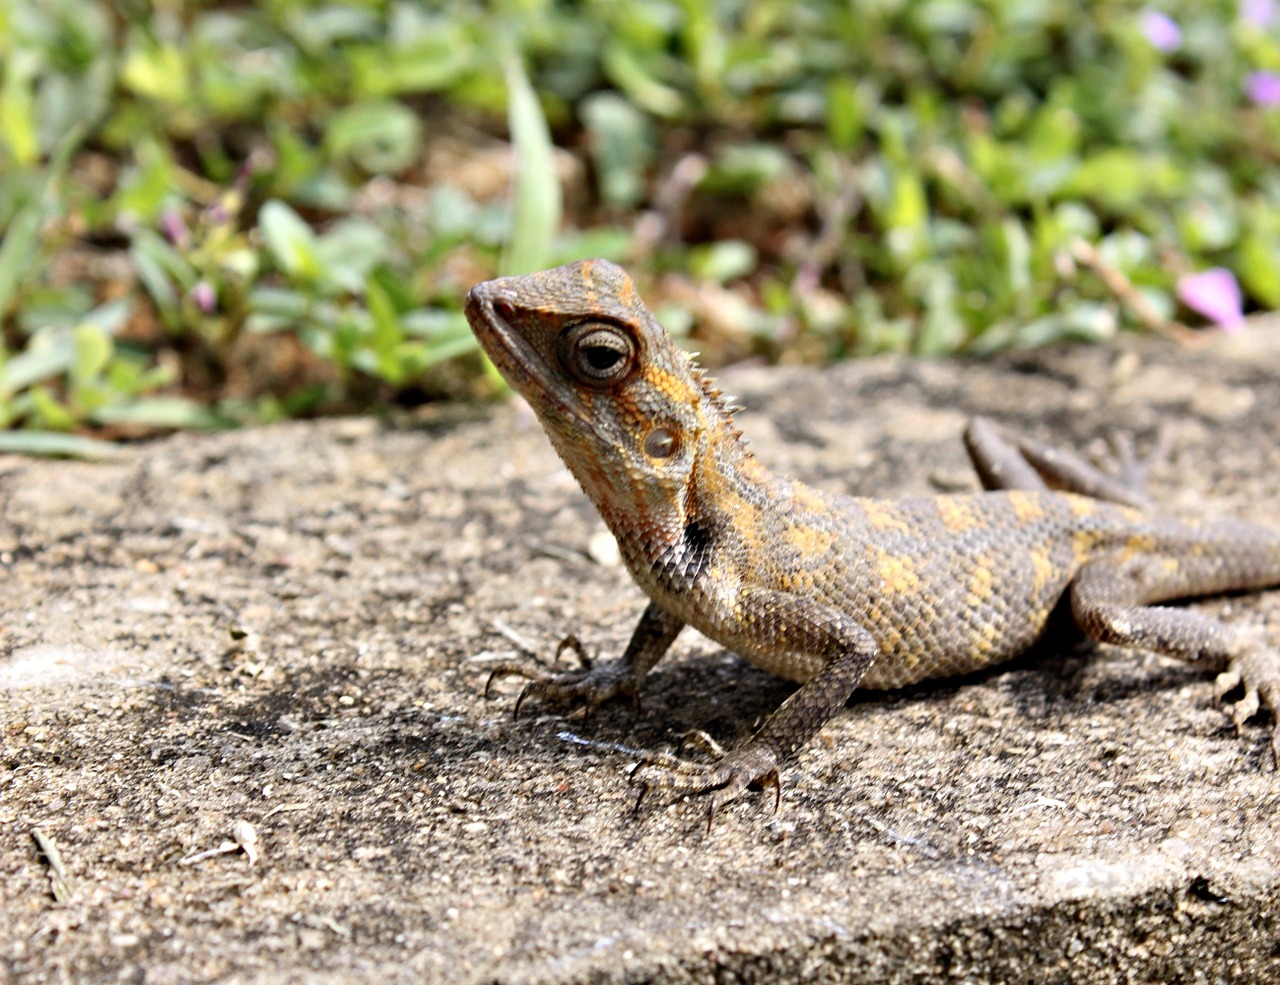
[[632, 780, 649, 814], [555, 634, 592, 670], [485, 664, 535, 699], [513, 684, 535, 720]]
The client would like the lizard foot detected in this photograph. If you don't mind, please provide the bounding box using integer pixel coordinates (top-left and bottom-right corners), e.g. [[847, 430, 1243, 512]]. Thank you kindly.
[[1213, 644, 1280, 768], [484, 635, 637, 719], [1093, 426, 1168, 504], [630, 735, 781, 830]]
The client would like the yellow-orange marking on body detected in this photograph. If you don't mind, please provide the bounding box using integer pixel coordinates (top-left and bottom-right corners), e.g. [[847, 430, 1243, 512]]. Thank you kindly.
[[966, 555, 995, 608], [783, 522, 836, 559], [616, 274, 636, 307], [870, 547, 920, 595], [1008, 490, 1045, 523], [971, 620, 1000, 659], [1067, 495, 1098, 519], [791, 481, 832, 519], [579, 260, 598, 310], [1031, 546, 1057, 596], [867, 603, 906, 659], [865, 501, 912, 534], [938, 497, 981, 532], [1024, 605, 1051, 634], [1072, 529, 1099, 565], [1120, 532, 1157, 558]]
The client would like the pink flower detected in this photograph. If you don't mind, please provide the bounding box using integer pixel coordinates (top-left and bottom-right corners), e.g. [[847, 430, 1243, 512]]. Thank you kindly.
[[1245, 71, 1280, 107], [160, 209, 190, 250], [1177, 268, 1245, 330], [1241, 0, 1277, 27], [191, 280, 217, 314], [1140, 10, 1182, 52]]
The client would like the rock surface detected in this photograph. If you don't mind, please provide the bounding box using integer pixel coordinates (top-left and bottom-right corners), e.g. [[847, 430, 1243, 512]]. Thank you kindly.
[[2, 323, 1279, 984]]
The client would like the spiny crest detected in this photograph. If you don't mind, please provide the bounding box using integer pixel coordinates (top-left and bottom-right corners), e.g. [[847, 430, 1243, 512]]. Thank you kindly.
[[690, 364, 745, 445]]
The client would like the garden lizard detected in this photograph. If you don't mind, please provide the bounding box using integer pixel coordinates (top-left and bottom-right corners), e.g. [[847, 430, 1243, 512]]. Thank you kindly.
[[464, 258, 1280, 820]]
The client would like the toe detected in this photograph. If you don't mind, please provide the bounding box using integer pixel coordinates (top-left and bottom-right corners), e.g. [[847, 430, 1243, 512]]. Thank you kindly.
[[1231, 687, 1261, 732], [1213, 668, 1242, 703]]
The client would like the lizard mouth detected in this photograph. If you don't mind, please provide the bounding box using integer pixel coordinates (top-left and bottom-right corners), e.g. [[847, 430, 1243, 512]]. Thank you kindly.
[[464, 288, 597, 432]]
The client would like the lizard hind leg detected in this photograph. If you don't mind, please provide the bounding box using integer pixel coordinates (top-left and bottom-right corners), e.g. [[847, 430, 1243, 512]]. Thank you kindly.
[[963, 416, 1160, 507], [1070, 553, 1280, 766]]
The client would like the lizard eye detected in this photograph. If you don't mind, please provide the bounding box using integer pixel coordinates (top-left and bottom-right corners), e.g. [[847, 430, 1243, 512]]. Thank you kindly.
[[559, 323, 636, 385]]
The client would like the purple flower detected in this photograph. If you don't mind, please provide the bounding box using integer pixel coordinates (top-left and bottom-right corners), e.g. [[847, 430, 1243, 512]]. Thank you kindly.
[[191, 280, 217, 314], [160, 209, 190, 250], [1177, 268, 1245, 330], [1241, 0, 1277, 27], [1246, 70, 1280, 107], [1140, 10, 1182, 52]]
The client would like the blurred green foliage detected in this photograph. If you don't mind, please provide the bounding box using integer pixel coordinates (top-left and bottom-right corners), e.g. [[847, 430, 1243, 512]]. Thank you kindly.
[[1, 0, 1278, 451]]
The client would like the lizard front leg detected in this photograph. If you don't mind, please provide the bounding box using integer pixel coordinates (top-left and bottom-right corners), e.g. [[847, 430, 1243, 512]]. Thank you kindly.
[[486, 601, 684, 717], [630, 591, 879, 825]]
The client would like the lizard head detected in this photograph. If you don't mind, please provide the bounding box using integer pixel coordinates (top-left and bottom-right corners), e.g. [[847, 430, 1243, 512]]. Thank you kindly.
[[464, 259, 742, 563]]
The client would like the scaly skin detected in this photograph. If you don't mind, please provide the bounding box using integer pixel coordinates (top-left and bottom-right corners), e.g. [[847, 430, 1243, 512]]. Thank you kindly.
[[464, 259, 1280, 821]]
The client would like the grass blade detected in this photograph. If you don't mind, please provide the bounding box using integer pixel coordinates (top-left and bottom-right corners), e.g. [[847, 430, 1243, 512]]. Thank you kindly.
[[0, 430, 126, 460], [500, 53, 561, 277]]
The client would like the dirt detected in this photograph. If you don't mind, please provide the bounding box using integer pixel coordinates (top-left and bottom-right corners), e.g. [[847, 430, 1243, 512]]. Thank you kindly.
[[2, 323, 1279, 984]]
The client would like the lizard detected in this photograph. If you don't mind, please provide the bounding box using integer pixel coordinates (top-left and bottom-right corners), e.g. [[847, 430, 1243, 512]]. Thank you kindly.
[[463, 258, 1280, 821]]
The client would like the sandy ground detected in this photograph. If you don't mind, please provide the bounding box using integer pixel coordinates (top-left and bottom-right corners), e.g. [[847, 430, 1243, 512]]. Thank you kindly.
[[2, 324, 1279, 984]]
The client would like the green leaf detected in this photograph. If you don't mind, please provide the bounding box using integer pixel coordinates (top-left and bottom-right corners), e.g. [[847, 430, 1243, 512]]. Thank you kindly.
[[91, 397, 232, 430], [259, 200, 322, 280], [0, 430, 126, 460], [602, 42, 683, 118], [1063, 150, 1182, 212], [1002, 218, 1032, 300], [314, 219, 391, 293], [580, 92, 654, 208], [689, 241, 757, 284], [0, 204, 42, 320], [0, 124, 84, 318], [365, 277, 403, 364], [826, 77, 864, 152], [500, 54, 561, 278], [911, 265, 966, 356], [401, 309, 478, 365], [0, 334, 76, 394], [120, 43, 189, 104], [28, 385, 76, 429], [0, 48, 38, 166], [1239, 232, 1280, 308], [700, 144, 791, 195], [72, 323, 113, 385], [325, 101, 423, 174], [1014, 303, 1117, 347]]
